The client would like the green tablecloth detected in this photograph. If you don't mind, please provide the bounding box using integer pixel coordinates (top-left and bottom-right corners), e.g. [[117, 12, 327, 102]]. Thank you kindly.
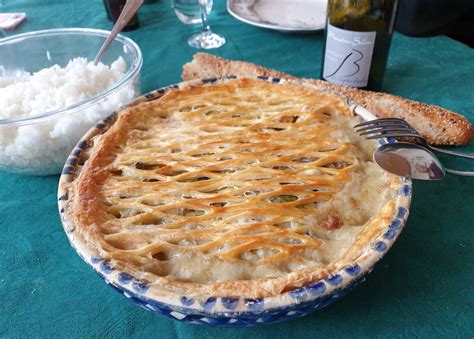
[[1, 1, 473, 337]]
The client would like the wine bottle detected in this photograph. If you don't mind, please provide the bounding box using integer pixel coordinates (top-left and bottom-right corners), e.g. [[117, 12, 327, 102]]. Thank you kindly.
[[321, 0, 399, 91]]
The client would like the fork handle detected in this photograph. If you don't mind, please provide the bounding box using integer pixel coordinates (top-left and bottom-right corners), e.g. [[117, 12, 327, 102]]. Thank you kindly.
[[350, 104, 378, 121], [445, 168, 474, 177], [430, 146, 474, 160]]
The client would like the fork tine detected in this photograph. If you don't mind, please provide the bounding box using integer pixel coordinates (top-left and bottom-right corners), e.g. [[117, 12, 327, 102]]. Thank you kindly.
[[365, 132, 423, 140], [359, 128, 417, 136], [355, 124, 412, 133], [354, 118, 428, 144], [353, 118, 408, 128]]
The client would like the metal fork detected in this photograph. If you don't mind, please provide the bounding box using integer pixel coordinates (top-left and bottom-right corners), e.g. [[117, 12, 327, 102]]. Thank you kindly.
[[354, 118, 474, 160]]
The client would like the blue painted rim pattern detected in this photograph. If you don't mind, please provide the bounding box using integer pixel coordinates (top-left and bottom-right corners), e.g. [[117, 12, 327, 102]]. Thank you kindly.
[[58, 77, 412, 326]]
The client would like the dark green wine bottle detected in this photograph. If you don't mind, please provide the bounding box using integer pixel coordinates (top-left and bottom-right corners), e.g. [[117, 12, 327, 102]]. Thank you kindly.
[[321, 0, 399, 91]]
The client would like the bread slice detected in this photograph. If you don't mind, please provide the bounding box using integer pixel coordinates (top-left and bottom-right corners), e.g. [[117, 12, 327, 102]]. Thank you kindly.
[[182, 53, 473, 146]]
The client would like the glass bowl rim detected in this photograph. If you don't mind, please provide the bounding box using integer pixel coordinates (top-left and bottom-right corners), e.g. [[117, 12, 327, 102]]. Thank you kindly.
[[0, 28, 143, 126]]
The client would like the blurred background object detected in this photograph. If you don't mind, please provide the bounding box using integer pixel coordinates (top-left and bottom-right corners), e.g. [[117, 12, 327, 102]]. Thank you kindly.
[[0, 13, 26, 31], [103, 0, 140, 31], [396, 0, 474, 47]]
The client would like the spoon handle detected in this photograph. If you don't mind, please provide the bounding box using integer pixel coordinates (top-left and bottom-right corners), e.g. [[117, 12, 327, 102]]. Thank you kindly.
[[445, 168, 474, 177], [94, 0, 144, 65], [430, 146, 474, 160]]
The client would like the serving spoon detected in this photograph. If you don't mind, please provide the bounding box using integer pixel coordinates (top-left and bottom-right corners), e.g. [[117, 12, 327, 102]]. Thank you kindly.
[[374, 142, 474, 180], [93, 0, 144, 65]]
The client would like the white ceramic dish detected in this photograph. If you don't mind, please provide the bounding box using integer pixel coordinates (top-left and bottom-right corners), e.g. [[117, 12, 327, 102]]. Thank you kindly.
[[227, 0, 328, 33]]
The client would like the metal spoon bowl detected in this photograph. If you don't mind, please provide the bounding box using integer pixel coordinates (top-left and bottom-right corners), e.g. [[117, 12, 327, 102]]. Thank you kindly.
[[374, 142, 474, 179], [374, 142, 446, 180]]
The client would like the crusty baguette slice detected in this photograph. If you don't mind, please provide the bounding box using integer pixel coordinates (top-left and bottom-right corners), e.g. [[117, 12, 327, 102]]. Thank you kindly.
[[182, 53, 474, 146]]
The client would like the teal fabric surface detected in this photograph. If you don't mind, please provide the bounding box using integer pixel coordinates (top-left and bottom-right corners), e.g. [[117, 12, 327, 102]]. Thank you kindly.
[[1, 1, 473, 337]]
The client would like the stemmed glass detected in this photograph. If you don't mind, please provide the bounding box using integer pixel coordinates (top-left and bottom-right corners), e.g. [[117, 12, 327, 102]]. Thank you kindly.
[[187, 0, 225, 49], [188, 0, 225, 49]]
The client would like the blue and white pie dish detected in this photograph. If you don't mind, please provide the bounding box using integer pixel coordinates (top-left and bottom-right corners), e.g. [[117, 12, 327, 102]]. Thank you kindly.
[[58, 77, 411, 327]]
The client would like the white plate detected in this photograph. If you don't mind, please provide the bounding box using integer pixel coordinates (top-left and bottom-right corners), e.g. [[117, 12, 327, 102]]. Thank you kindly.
[[227, 0, 328, 33]]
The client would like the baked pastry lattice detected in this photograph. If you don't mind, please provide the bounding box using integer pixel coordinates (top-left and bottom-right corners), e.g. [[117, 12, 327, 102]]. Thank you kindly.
[[65, 78, 397, 298]]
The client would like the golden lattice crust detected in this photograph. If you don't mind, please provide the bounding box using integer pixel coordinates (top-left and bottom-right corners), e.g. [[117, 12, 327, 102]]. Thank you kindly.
[[66, 78, 398, 298]]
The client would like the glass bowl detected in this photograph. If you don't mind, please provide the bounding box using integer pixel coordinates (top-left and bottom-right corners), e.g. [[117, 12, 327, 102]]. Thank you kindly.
[[0, 28, 142, 176]]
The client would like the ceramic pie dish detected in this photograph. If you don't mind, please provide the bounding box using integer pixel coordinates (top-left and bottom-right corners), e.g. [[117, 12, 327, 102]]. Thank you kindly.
[[58, 77, 411, 326]]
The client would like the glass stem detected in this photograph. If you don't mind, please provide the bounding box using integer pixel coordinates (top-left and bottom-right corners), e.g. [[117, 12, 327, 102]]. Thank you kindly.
[[199, 0, 210, 34]]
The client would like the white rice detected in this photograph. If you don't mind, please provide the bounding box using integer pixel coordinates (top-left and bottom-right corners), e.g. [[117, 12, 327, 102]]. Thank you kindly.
[[0, 57, 138, 175]]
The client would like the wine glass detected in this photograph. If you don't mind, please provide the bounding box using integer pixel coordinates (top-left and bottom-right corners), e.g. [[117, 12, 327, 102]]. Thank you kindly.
[[172, 0, 213, 25], [186, 0, 225, 49]]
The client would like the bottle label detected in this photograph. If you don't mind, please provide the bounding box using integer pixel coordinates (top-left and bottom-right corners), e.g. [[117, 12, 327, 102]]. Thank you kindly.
[[323, 24, 376, 88]]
